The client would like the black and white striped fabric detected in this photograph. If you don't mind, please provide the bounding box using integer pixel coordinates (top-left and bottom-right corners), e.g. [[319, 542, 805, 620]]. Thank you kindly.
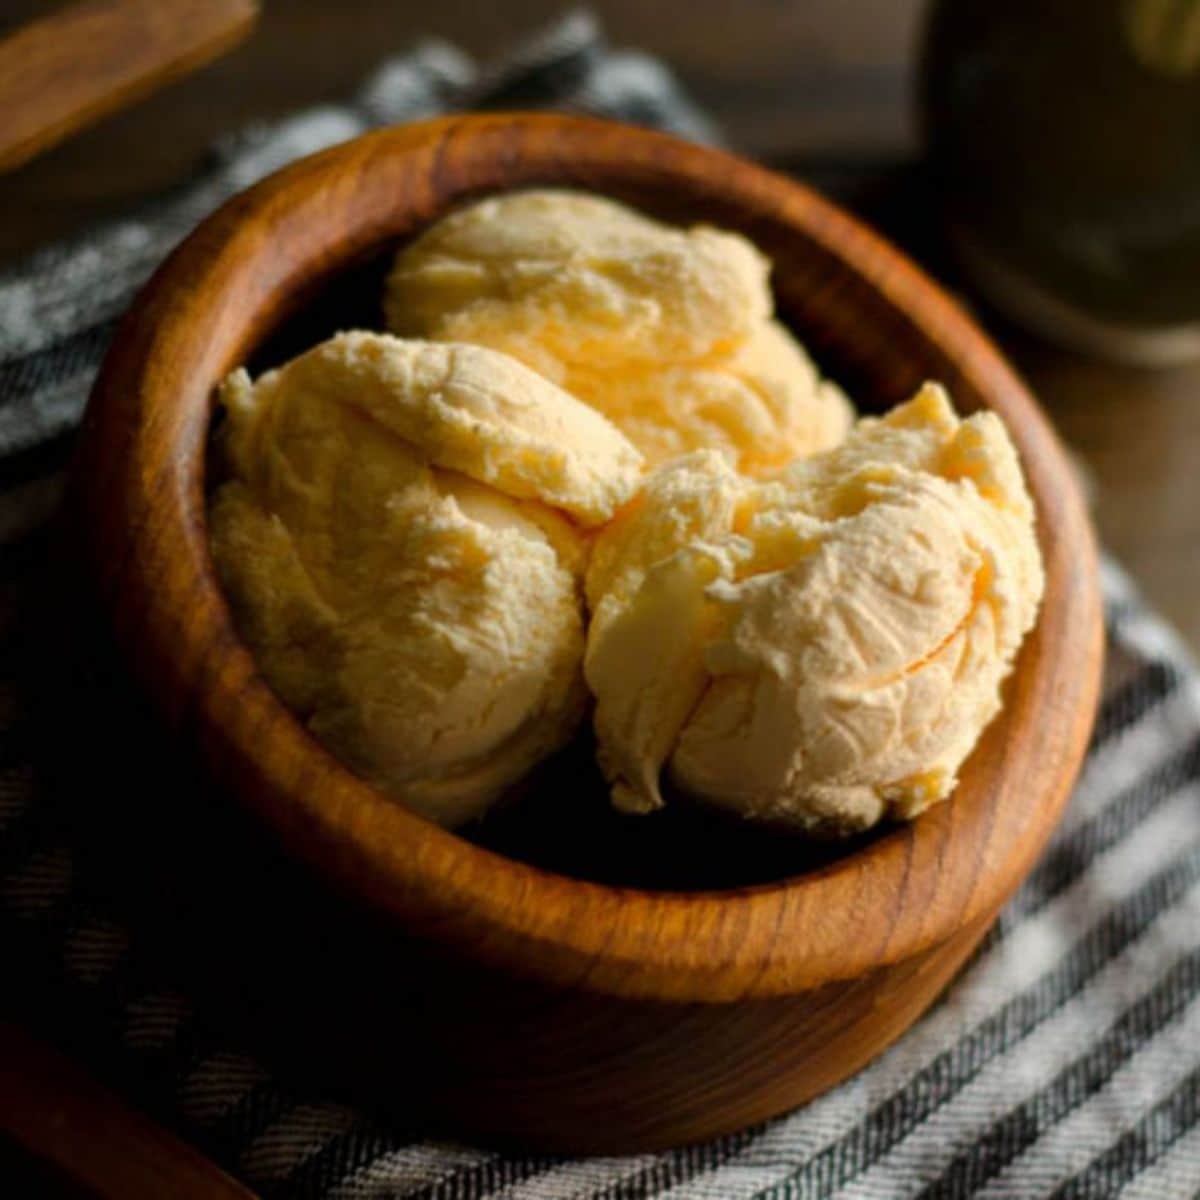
[[3, 13, 1199, 1198]]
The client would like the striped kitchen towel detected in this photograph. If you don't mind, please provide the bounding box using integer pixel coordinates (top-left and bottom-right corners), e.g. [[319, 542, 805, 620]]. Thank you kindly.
[[2, 12, 1199, 1198]]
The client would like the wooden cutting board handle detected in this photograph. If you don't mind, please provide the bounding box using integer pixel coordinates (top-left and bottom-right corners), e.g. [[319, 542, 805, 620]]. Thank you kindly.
[[0, 1023, 258, 1199], [0, 0, 258, 173]]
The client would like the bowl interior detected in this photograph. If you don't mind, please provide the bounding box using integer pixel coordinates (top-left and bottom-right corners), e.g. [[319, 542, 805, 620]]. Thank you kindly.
[[234, 232, 889, 891], [218, 155, 1071, 895]]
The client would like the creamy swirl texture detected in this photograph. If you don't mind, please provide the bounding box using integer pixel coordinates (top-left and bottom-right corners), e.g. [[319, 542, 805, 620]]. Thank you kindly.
[[386, 190, 853, 474], [209, 332, 643, 827], [584, 384, 1044, 834]]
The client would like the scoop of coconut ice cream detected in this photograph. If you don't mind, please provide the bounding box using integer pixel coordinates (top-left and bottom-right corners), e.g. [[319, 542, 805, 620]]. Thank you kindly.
[[209, 332, 642, 828], [583, 383, 1045, 835], [385, 190, 852, 473]]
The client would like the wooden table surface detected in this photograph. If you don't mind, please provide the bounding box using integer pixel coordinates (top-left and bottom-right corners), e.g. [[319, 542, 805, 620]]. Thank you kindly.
[[4, 0, 1196, 657]]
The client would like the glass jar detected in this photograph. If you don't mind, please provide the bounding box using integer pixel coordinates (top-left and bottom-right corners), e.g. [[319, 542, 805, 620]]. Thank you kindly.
[[922, 0, 1200, 363]]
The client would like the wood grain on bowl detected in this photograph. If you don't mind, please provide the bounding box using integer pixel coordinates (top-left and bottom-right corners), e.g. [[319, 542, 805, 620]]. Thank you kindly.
[[66, 114, 1104, 1152]]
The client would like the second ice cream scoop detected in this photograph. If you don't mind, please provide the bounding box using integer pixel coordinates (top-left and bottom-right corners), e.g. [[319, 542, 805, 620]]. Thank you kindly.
[[585, 384, 1045, 835]]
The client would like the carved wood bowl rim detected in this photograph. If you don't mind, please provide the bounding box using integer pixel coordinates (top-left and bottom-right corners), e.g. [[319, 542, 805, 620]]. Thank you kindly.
[[73, 113, 1104, 1005]]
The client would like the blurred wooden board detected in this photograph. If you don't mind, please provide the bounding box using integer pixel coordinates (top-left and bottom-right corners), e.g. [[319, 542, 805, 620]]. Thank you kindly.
[[0, 0, 257, 172], [0, 1023, 258, 1200]]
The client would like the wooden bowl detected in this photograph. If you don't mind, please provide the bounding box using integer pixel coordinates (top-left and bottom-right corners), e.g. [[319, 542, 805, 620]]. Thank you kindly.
[[68, 113, 1103, 1153]]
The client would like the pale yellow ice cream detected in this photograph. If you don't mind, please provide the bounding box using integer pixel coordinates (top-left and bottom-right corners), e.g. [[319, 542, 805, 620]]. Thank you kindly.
[[209, 331, 643, 828], [385, 190, 853, 474], [211, 194, 1043, 842], [584, 383, 1045, 834]]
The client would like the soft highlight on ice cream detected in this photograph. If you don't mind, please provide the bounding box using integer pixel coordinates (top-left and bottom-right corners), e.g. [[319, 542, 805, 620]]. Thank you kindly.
[[385, 190, 853, 474], [209, 332, 643, 828], [584, 384, 1045, 835]]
